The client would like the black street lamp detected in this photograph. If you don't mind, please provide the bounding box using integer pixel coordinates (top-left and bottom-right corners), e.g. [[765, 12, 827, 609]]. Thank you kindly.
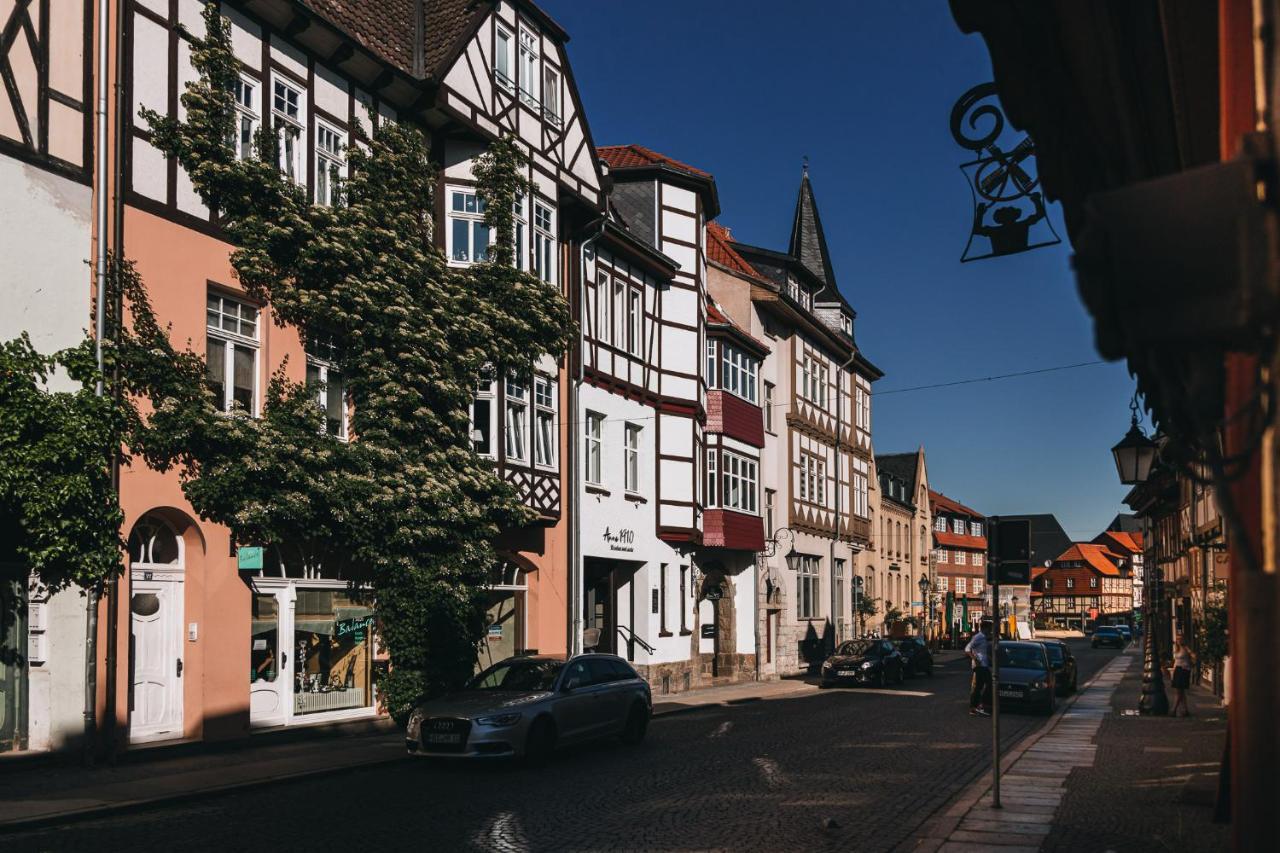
[[918, 574, 930, 639], [1111, 397, 1158, 485]]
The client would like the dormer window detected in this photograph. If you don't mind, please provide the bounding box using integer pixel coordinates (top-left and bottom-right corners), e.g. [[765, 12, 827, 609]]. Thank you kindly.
[[495, 26, 515, 92], [841, 313, 852, 335], [785, 276, 811, 310], [518, 29, 539, 109]]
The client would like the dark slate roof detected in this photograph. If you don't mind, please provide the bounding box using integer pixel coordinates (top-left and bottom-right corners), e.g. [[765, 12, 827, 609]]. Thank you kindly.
[[298, 1, 506, 81], [996, 514, 1073, 570], [1106, 513, 1143, 534], [876, 452, 921, 504], [788, 168, 838, 292]]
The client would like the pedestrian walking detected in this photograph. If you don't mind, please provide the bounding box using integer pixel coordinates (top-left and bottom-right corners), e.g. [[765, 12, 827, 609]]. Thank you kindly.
[[965, 620, 992, 716], [1171, 634, 1195, 717]]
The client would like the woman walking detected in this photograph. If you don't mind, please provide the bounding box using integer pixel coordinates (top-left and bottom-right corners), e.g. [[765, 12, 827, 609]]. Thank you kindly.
[[1170, 635, 1195, 717]]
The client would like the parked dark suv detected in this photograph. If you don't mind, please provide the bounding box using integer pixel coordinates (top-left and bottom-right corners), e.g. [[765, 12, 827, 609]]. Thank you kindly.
[[1091, 626, 1126, 649], [820, 639, 905, 688], [896, 637, 934, 677]]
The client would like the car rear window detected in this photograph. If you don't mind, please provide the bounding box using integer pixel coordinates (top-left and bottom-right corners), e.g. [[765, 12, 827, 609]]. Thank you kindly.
[[997, 646, 1047, 671], [1097, 627, 1120, 635]]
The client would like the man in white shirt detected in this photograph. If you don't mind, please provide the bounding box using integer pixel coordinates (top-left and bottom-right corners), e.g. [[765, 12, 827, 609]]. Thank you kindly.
[[965, 620, 993, 716]]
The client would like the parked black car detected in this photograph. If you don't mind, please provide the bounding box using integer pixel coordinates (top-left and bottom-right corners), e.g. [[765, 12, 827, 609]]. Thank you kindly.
[[1092, 626, 1126, 649], [897, 637, 934, 677], [994, 641, 1057, 715], [1036, 640, 1078, 695], [1115, 624, 1132, 644], [820, 639, 905, 688]]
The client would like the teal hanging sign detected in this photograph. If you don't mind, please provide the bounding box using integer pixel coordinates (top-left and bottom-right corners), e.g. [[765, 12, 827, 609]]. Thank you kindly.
[[237, 546, 264, 571]]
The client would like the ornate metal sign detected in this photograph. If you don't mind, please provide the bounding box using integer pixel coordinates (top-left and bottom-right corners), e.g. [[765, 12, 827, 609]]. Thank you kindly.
[[951, 83, 1061, 262]]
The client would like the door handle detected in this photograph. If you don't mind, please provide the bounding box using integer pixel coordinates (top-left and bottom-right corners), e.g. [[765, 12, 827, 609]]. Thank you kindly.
[[176, 658, 184, 678]]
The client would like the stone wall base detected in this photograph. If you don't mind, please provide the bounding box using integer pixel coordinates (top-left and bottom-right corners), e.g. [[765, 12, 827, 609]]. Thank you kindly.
[[635, 654, 760, 696]]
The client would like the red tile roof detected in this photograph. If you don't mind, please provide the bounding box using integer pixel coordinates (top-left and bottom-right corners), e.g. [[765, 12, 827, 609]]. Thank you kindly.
[[707, 222, 769, 283], [929, 490, 985, 519], [1094, 530, 1143, 554], [934, 531, 987, 550], [300, 0, 491, 79], [1052, 543, 1122, 576], [597, 144, 711, 179]]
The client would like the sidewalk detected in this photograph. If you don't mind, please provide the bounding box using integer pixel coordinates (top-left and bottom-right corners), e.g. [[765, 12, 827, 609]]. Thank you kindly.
[[0, 674, 825, 831], [900, 650, 1229, 852]]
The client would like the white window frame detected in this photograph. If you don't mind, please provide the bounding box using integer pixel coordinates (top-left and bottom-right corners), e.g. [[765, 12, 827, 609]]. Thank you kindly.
[[513, 195, 528, 271], [271, 77, 304, 186], [623, 423, 641, 492], [955, 550, 967, 565], [764, 381, 775, 431], [973, 552, 984, 567], [796, 555, 820, 620], [533, 200, 555, 284], [706, 449, 718, 507], [504, 377, 529, 462], [627, 286, 643, 356], [611, 277, 626, 345], [854, 471, 869, 519], [595, 271, 611, 344], [314, 121, 345, 207], [495, 26, 515, 92], [305, 337, 347, 440], [970, 520, 983, 537], [972, 578, 983, 596], [719, 343, 758, 403], [206, 293, 259, 415], [447, 187, 491, 265], [533, 376, 556, 468], [715, 450, 758, 514], [935, 516, 947, 532], [470, 376, 496, 456], [542, 63, 561, 125], [1066, 578, 1075, 589], [938, 576, 949, 593], [955, 577, 967, 595], [937, 548, 948, 564], [952, 518, 966, 534], [232, 75, 258, 162], [518, 28, 540, 109], [585, 411, 604, 485], [706, 340, 716, 387]]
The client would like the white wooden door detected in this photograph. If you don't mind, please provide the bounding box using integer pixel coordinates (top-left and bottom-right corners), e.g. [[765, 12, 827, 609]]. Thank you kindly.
[[250, 590, 289, 728], [130, 577, 184, 742]]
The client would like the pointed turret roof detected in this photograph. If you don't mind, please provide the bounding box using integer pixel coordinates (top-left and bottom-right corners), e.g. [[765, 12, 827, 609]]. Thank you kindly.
[[788, 165, 837, 291]]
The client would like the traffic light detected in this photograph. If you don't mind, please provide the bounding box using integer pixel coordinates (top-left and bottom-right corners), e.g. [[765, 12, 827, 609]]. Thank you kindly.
[[987, 517, 1031, 585]]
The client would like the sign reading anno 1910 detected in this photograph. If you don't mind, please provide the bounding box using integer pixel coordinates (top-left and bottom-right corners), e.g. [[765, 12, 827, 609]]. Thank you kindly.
[[603, 527, 635, 553]]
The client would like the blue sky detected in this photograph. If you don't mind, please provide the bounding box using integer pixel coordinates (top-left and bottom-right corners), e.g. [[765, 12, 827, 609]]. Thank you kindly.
[[541, 0, 1137, 540]]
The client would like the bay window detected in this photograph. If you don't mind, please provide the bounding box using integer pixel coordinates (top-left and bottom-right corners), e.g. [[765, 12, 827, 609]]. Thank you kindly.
[[706, 449, 717, 506], [448, 189, 490, 264], [206, 293, 258, 414], [504, 377, 527, 461], [718, 343, 758, 403], [713, 450, 758, 514], [533, 377, 556, 467]]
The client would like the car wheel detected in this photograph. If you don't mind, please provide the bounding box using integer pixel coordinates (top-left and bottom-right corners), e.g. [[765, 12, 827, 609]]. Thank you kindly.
[[523, 716, 556, 766], [620, 702, 649, 745]]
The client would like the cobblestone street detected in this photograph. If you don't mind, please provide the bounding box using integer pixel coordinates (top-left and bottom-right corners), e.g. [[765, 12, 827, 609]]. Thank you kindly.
[[4, 643, 1116, 853]]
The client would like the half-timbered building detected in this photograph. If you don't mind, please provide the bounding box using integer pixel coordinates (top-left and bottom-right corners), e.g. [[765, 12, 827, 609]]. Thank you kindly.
[[0, 0, 98, 755], [1031, 542, 1133, 631], [722, 168, 882, 674], [98, 0, 602, 750]]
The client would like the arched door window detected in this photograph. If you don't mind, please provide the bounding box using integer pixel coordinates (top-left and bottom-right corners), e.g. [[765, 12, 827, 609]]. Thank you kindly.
[[128, 515, 182, 567]]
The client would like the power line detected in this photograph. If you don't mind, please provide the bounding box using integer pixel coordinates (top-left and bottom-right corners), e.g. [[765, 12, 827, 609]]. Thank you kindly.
[[873, 360, 1109, 397]]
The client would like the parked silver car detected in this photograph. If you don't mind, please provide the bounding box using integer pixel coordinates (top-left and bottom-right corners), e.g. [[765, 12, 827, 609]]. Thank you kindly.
[[405, 653, 652, 762]]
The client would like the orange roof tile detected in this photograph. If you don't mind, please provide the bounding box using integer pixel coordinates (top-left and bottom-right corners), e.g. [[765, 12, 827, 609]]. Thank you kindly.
[[935, 531, 987, 549], [929, 490, 985, 518], [1094, 530, 1142, 554], [597, 144, 711, 179], [1052, 543, 1122, 576], [707, 222, 769, 283]]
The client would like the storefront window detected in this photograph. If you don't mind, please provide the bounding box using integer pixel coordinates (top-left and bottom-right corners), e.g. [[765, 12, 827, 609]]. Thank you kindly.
[[293, 589, 374, 715], [1, 578, 27, 753], [250, 594, 280, 684]]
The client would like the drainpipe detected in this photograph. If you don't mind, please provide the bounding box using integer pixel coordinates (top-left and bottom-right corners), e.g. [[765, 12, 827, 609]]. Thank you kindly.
[[830, 349, 858, 643], [83, 0, 114, 768], [569, 218, 607, 656]]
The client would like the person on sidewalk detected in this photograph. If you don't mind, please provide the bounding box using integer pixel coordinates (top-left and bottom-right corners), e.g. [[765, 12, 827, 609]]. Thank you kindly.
[[1171, 634, 1196, 717], [965, 620, 992, 716]]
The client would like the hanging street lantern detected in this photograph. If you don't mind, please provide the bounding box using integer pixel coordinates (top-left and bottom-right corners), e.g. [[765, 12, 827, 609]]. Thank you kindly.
[[1111, 395, 1158, 485]]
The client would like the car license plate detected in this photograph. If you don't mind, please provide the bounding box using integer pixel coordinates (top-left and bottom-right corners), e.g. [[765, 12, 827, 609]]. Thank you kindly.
[[998, 688, 1022, 698], [426, 733, 462, 744], [838, 670, 857, 677]]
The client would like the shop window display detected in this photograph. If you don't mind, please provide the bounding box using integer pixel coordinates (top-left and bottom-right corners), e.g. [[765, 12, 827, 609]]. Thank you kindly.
[[293, 589, 374, 714]]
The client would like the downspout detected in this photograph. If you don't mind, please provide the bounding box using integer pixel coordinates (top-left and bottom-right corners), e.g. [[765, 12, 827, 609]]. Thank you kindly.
[[569, 218, 607, 656], [830, 349, 857, 643], [84, 0, 113, 767]]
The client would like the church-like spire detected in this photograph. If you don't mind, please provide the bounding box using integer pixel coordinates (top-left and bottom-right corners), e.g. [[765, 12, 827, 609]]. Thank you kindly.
[[787, 163, 837, 290]]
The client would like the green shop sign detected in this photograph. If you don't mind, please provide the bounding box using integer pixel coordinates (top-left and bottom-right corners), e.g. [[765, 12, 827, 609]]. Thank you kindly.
[[237, 546, 264, 571]]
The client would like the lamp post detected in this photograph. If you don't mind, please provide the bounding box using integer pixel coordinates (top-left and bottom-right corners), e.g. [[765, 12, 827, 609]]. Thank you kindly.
[[1111, 396, 1167, 715], [1011, 595, 1019, 636], [918, 574, 930, 640]]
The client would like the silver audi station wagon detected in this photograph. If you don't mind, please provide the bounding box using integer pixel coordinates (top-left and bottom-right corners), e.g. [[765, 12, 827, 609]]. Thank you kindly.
[[405, 654, 652, 763]]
